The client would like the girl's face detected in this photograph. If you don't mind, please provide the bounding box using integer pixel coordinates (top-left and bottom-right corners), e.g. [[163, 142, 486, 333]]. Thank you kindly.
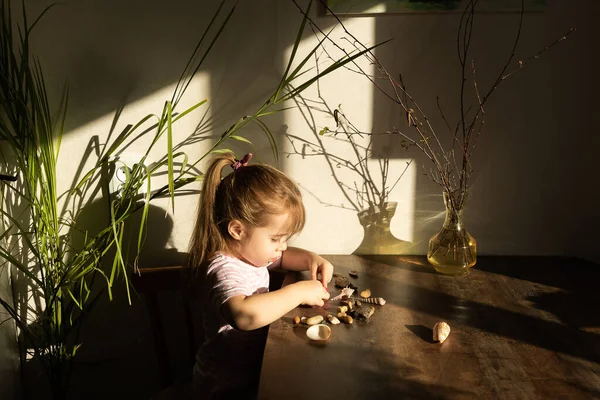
[[236, 213, 290, 267]]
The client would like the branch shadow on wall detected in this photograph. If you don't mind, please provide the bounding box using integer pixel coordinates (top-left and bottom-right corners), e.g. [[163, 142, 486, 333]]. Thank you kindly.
[[284, 94, 413, 255]]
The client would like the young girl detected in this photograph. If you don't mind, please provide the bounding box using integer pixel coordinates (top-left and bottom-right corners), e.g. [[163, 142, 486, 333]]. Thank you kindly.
[[189, 153, 332, 399]]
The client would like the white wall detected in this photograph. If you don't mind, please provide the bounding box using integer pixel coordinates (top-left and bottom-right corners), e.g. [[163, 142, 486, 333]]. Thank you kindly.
[[287, 0, 599, 262], [18, 0, 597, 264], [281, 1, 599, 261]]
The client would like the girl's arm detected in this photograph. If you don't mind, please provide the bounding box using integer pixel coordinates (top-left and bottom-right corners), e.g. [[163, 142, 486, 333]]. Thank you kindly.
[[281, 246, 334, 287], [222, 279, 329, 331]]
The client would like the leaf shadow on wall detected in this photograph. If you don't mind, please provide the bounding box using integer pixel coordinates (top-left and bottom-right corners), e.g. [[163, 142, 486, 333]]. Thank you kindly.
[[60, 199, 192, 399]]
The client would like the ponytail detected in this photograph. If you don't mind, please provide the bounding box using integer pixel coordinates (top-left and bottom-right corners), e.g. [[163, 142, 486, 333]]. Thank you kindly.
[[189, 153, 235, 270], [189, 152, 306, 272]]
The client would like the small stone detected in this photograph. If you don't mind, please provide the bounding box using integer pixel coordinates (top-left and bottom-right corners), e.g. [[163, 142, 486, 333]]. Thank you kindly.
[[356, 305, 375, 321], [349, 270, 359, 278], [306, 315, 324, 326], [335, 276, 349, 288]]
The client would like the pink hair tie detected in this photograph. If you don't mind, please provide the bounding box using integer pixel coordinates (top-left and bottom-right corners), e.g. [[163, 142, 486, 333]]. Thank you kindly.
[[231, 153, 252, 171]]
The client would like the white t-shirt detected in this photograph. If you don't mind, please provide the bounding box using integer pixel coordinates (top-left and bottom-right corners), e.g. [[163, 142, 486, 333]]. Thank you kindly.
[[193, 254, 281, 397]]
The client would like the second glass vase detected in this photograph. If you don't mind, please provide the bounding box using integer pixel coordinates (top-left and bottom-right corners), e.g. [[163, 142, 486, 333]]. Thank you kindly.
[[427, 190, 477, 276]]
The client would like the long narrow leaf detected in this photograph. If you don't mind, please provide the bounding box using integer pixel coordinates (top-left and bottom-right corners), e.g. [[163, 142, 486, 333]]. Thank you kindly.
[[276, 0, 313, 100], [171, 0, 227, 106], [173, 4, 236, 107], [135, 164, 152, 273], [282, 41, 389, 102], [167, 101, 175, 212], [171, 99, 208, 124], [0, 247, 42, 286], [0, 207, 41, 261], [252, 119, 279, 162]]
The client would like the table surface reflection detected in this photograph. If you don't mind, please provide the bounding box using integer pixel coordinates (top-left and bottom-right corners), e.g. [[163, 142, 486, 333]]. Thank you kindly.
[[258, 255, 600, 400]]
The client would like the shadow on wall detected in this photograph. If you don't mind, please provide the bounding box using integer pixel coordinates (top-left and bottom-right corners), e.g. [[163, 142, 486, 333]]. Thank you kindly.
[[70, 199, 191, 399], [284, 95, 413, 255], [71, 198, 189, 269], [366, 3, 599, 262], [17, 199, 192, 400]]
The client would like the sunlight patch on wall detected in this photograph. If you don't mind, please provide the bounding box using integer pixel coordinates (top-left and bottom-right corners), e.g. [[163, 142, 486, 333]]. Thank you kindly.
[[56, 75, 211, 261], [281, 17, 416, 254], [18, 77, 212, 355]]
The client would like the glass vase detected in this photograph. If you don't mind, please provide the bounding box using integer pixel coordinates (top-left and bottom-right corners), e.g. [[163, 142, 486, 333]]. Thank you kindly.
[[354, 201, 409, 255], [427, 190, 477, 275]]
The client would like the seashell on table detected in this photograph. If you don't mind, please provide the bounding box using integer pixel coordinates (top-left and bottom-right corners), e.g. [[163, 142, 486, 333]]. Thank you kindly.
[[330, 287, 354, 302], [306, 324, 331, 341], [360, 297, 386, 305], [433, 321, 451, 343]]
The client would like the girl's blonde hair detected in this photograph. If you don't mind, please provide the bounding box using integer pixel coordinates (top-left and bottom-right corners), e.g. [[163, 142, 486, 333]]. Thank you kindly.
[[189, 153, 305, 269]]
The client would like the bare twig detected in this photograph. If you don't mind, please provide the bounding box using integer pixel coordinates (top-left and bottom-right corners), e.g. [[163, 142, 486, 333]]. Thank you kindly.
[[303, 0, 573, 217]]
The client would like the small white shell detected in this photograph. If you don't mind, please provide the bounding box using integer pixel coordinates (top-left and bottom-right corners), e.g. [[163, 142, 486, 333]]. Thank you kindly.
[[433, 321, 451, 343], [306, 324, 331, 341], [330, 287, 355, 301]]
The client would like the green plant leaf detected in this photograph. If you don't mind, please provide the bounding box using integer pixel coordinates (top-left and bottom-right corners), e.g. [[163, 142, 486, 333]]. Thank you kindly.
[[136, 164, 152, 272], [228, 135, 252, 144], [167, 101, 175, 213], [211, 148, 234, 155], [171, 99, 208, 124], [252, 119, 279, 162]]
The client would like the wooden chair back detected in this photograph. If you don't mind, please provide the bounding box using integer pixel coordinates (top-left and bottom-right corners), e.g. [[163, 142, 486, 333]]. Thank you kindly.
[[131, 266, 198, 390]]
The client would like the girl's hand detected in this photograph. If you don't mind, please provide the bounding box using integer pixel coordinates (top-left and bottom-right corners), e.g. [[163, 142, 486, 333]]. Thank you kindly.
[[293, 280, 330, 307], [308, 253, 334, 287]]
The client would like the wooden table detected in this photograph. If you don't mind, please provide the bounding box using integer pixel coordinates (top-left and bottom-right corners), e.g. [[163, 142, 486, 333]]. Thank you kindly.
[[258, 255, 600, 399]]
